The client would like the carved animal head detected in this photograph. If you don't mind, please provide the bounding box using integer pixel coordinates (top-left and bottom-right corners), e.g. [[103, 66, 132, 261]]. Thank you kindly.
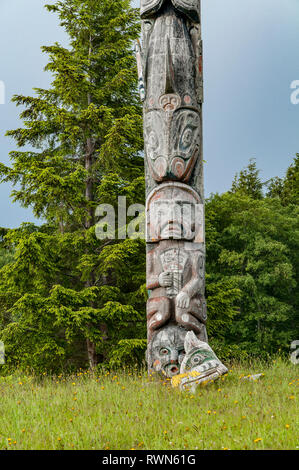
[[144, 107, 200, 183], [147, 325, 187, 377], [142, 8, 201, 183], [180, 331, 219, 373], [171, 331, 228, 390]]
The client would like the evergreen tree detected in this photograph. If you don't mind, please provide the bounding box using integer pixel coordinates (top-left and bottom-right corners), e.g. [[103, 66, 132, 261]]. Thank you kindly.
[[231, 159, 264, 199], [1, 2, 297, 370], [205, 191, 299, 356], [283, 154, 299, 205], [0, 228, 14, 269], [266, 176, 284, 200], [0, 0, 146, 371], [267, 154, 299, 206]]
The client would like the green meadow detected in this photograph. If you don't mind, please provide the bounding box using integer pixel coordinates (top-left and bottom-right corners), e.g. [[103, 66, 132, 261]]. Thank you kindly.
[[0, 358, 297, 450]]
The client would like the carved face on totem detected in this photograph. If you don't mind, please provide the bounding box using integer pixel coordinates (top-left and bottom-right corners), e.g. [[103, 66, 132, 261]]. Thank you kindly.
[[144, 100, 201, 183], [147, 325, 187, 377], [146, 182, 204, 242]]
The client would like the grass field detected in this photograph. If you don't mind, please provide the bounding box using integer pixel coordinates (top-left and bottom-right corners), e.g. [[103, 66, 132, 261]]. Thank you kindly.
[[0, 358, 298, 450]]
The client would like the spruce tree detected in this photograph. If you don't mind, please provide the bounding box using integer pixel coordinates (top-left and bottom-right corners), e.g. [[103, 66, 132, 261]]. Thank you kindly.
[[231, 159, 264, 199], [206, 189, 299, 356], [0, 0, 146, 370], [282, 154, 299, 205], [267, 155, 299, 206]]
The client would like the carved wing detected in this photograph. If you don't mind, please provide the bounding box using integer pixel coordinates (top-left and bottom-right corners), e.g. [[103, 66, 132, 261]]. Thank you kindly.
[[171, 0, 201, 23], [140, 0, 165, 18], [141, 0, 201, 22]]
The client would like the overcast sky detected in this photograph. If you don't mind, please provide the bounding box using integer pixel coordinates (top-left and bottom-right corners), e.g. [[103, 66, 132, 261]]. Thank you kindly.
[[0, 0, 299, 228]]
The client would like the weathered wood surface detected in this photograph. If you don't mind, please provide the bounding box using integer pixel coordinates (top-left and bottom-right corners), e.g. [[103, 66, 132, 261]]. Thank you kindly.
[[138, 0, 210, 378]]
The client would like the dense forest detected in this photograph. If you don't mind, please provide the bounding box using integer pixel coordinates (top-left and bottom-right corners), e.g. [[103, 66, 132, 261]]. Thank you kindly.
[[0, 0, 298, 373]]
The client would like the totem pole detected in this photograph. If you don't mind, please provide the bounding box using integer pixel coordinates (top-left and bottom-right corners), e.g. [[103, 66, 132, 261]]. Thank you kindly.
[[136, 0, 227, 385]]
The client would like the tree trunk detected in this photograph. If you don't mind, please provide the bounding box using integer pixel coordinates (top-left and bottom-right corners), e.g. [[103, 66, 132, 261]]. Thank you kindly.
[[86, 337, 98, 369], [85, 130, 98, 368], [84, 35, 109, 369]]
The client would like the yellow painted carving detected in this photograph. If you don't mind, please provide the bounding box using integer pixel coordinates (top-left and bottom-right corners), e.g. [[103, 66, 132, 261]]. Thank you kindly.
[[171, 370, 201, 388]]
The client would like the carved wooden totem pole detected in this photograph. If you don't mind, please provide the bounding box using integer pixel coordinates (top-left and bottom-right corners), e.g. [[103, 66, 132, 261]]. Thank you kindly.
[[137, 0, 227, 384]]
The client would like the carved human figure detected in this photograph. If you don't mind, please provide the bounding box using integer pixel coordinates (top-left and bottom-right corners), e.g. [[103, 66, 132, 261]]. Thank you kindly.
[[146, 182, 207, 352], [146, 240, 207, 344]]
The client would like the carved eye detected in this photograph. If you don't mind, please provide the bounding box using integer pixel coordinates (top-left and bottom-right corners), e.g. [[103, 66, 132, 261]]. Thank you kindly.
[[144, 20, 152, 31], [191, 354, 203, 365], [181, 127, 194, 149], [147, 131, 158, 149], [171, 97, 179, 106], [160, 348, 169, 356]]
